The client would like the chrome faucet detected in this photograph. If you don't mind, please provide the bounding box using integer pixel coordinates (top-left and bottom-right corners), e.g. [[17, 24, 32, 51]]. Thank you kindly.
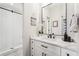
[[48, 33, 64, 39]]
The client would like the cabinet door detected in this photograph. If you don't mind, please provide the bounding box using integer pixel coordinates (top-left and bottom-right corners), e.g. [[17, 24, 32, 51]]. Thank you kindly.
[[11, 13, 23, 48], [34, 40, 44, 56], [0, 8, 12, 51], [61, 48, 77, 56], [0, 8, 23, 53]]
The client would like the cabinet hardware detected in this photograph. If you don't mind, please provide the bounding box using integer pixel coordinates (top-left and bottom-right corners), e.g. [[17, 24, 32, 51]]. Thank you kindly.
[[32, 48, 33, 49], [44, 54, 46, 56], [42, 52, 46, 56], [10, 48, 14, 49], [67, 53, 70, 56], [41, 45, 48, 48], [42, 52, 44, 56], [32, 41, 33, 43]]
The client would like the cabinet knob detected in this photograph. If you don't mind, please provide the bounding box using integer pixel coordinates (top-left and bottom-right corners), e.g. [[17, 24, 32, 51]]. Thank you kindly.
[[41, 45, 48, 48], [67, 53, 70, 56], [32, 48, 33, 49], [32, 41, 33, 43], [42, 52, 47, 56], [44, 54, 46, 56], [42, 52, 44, 56]]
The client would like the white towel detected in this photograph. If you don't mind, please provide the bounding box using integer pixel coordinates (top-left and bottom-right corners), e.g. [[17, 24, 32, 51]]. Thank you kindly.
[[69, 14, 78, 32]]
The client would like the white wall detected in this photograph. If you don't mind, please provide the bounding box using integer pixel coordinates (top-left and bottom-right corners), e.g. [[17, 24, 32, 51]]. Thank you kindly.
[[23, 3, 41, 56]]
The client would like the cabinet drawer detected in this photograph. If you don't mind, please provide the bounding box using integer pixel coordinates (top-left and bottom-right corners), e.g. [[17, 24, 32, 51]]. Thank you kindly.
[[61, 48, 77, 56], [31, 40, 43, 56], [41, 43, 60, 56], [31, 40, 61, 56]]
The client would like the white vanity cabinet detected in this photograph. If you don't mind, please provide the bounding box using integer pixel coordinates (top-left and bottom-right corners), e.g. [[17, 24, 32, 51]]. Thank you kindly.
[[31, 38, 78, 56], [61, 48, 77, 56], [31, 39, 60, 56]]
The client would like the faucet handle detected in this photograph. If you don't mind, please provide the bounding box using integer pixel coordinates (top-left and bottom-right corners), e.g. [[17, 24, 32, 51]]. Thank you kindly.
[[52, 33, 54, 35]]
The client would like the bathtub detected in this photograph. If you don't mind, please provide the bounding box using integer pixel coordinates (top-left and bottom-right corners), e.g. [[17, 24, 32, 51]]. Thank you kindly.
[[0, 45, 23, 56]]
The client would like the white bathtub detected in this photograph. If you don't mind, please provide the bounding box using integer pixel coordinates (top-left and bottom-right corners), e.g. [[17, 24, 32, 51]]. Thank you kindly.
[[0, 45, 23, 56]]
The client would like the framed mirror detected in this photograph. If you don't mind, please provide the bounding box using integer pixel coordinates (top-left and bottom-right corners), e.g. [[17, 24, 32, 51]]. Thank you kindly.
[[41, 3, 67, 35]]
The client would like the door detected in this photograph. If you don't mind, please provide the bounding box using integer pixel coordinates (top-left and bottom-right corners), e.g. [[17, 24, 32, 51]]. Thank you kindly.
[[11, 13, 23, 48], [0, 8, 12, 51], [0, 8, 23, 52]]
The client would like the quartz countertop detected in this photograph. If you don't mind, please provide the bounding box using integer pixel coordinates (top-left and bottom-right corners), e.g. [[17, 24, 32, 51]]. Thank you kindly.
[[31, 36, 79, 55]]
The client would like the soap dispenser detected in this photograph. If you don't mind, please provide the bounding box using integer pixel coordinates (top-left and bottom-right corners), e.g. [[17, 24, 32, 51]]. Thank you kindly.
[[64, 32, 68, 41]]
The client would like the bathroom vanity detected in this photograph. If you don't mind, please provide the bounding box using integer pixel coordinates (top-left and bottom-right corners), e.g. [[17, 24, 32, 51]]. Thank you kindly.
[[31, 3, 79, 56], [31, 36, 79, 56]]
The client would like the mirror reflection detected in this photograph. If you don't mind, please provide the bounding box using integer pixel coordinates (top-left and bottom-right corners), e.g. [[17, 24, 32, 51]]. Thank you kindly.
[[41, 3, 66, 35]]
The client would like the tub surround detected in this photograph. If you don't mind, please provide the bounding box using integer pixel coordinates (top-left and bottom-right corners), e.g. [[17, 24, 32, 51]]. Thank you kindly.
[[0, 45, 23, 56]]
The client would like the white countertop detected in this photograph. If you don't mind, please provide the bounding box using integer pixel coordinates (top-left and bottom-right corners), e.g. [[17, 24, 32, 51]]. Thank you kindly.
[[31, 36, 79, 54]]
